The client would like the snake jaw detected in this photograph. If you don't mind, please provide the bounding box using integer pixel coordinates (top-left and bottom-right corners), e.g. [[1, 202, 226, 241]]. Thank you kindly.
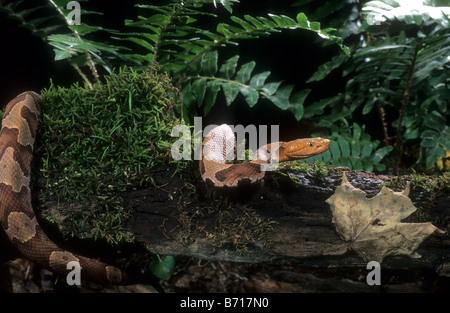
[[281, 137, 330, 161]]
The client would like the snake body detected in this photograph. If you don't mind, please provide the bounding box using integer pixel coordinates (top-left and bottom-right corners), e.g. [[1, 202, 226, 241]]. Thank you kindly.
[[200, 124, 330, 187], [0, 92, 129, 285]]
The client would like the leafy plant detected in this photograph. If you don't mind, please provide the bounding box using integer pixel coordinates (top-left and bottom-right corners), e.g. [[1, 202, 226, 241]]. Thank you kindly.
[[181, 51, 313, 120], [301, 0, 450, 171], [0, 0, 130, 86], [1, 0, 449, 172], [118, 5, 349, 121], [0, 0, 349, 123]]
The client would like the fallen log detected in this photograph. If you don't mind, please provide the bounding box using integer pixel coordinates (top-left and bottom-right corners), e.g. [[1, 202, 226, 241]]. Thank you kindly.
[[127, 166, 450, 278], [3, 164, 449, 292]]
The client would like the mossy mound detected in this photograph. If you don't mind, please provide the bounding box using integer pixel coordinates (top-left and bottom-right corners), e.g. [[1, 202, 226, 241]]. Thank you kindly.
[[35, 67, 183, 245]]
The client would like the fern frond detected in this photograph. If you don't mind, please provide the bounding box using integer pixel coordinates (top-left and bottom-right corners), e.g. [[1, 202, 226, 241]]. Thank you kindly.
[[181, 52, 311, 122], [116, 1, 349, 122], [304, 0, 450, 169], [0, 0, 66, 38], [120, 2, 350, 75], [0, 0, 121, 84], [119, 1, 218, 67]]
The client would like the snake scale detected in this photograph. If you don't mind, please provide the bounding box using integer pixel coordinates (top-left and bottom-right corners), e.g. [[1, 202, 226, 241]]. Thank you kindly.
[[0, 92, 330, 286]]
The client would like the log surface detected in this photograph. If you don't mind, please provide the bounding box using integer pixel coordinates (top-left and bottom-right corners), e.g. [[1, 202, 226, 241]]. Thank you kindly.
[[127, 168, 450, 277]]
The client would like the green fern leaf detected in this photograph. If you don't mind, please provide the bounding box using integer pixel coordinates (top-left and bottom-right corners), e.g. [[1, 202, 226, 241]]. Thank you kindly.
[[267, 85, 295, 111], [307, 54, 348, 83], [239, 86, 259, 107], [235, 61, 256, 84], [288, 90, 310, 121], [200, 50, 219, 76], [47, 34, 123, 62], [219, 55, 239, 79], [203, 80, 222, 115], [222, 82, 240, 105], [191, 78, 207, 107], [261, 82, 282, 96], [249, 71, 271, 89]]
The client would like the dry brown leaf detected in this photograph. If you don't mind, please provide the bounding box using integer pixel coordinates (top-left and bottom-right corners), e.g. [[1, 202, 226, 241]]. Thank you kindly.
[[326, 173, 440, 263]]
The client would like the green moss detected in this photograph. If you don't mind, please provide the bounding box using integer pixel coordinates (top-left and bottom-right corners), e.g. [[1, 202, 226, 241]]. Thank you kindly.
[[274, 161, 330, 185], [382, 176, 405, 191], [35, 67, 183, 246], [409, 172, 439, 200], [382, 172, 450, 199]]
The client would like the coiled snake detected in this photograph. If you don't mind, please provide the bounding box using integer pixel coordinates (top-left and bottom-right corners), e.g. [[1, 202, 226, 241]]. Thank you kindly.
[[200, 124, 330, 187]]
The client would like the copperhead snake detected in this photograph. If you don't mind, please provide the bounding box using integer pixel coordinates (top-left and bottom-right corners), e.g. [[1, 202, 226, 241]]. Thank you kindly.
[[0, 92, 329, 286], [200, 124, 330, 187]]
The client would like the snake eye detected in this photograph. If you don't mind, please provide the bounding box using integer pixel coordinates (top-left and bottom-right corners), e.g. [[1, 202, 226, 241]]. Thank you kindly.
[[309, 142, 313, 147]]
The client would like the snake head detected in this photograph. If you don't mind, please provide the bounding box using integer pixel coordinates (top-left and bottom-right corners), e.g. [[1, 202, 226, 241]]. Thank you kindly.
[[280, 137, 330, 161]]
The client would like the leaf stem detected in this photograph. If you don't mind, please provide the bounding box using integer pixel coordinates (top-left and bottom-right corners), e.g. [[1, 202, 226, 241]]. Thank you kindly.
[[394, 43, 420, 173], [71, 63, 93, 89]]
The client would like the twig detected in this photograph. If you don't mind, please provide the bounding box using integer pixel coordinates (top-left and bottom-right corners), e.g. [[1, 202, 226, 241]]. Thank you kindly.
[[71, 64, 92, 89]]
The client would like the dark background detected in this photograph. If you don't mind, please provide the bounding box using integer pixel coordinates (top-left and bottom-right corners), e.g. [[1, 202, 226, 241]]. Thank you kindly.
[[0, 0, 347, 140]]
